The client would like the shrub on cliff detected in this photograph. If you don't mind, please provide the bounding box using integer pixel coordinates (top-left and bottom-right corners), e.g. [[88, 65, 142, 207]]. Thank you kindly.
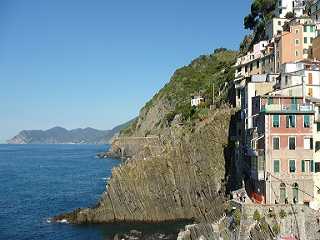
[[253, 209, 261, 221]]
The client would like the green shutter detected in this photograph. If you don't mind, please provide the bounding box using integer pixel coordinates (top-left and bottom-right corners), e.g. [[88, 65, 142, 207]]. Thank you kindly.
[[304, 115, 310, 128], [304, 37, 308, 44], [311, 160, 315, 172], [274, 160, 280, 173], [317, 123, 320, 132], [290, 160, 296, 173], [302, 160, 305, 172], [273, 115, 280, 128]]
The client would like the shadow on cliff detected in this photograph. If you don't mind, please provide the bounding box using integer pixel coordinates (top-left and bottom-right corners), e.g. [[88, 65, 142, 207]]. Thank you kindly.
[[224, 111, 243, 195]]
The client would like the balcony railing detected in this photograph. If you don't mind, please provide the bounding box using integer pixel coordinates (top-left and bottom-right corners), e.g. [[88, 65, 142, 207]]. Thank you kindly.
[[261, 104, 314, 113]]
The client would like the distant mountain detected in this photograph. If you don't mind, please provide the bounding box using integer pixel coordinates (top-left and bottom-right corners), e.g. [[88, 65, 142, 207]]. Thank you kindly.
[[7, 120, 135, 144]]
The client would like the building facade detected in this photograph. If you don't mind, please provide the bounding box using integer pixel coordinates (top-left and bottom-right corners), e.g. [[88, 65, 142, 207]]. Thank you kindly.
[[274, 0, 306, 18], [248, 96, 315, 204]]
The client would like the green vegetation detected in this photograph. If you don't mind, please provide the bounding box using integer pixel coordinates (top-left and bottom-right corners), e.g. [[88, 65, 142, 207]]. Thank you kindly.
[[272, 223, 280, 235], [120, 119, 138, 135], [147, 49, 237, 123], [253, 209, 261, 221], [243, 0, 276, 46], [279, 209, 287, 219], [233, 208, 241, 226], [285, 11, 295, 19]]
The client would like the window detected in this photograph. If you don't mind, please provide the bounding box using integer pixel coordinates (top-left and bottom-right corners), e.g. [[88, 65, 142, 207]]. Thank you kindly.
[[315, 162, 320, 173], [303, 160, 315, 172], [304, 137, 313, 149], [304, 26, 308, 32], [295, 39, 300, 45], [278, 21, 282, 26], [250, 64, 253, 71], [316, 141, 320, 152], [273, 115, 280, 128], [308, 88, 313, 97], [274, 160, 280, 173], [289, 160, 296, 173], [303, 49, 308, 54], [251, 157, 257, 171], [273, 137, 280, 150], [292, 183, 299, 203], [285, 75, 289, 85], [304, 115, 311, 128], [304, 37, 308, 44], [257, 60, 260, 68], [286, 115, 296, 128], [268, 98, 273, 105], [289, 137, 296, 150], [308, 73, 313, 85], [295, 29, 299, 34], [311, 37, 314, 43], [317, 123, 320, 132], [280, 183, 286, 203], [302, 160, 305, 172], [311, 26, 315, 32], [295, 50, 299, 57]]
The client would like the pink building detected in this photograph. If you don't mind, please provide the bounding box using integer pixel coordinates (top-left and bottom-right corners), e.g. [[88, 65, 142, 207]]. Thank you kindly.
[[247, 96, 315, 204]]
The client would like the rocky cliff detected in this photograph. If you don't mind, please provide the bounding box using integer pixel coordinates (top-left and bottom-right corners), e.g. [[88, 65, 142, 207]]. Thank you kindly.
[[55, 50, 240, 226], [55, 106, 237, 224]]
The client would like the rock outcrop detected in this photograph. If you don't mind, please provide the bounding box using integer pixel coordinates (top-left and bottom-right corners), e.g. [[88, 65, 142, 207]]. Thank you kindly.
[[55, 107, 236, 224]]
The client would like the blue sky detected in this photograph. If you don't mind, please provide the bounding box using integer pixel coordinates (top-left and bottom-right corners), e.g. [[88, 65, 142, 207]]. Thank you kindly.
[[0, 0, 251, 142]]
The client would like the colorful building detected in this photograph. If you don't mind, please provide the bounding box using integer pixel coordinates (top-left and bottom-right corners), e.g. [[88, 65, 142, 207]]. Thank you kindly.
[[275, 20, 316, 69], [247, 96, 315, 204]]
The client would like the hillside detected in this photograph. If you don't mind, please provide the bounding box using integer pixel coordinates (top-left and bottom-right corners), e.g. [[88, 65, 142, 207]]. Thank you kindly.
[[120, 49, 238, 137], [7, 120, 134, 144], [55, 49, 241, 224]]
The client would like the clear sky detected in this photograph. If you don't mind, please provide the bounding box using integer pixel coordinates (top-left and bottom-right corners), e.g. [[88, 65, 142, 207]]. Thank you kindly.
[[0, 0, 251, 142]]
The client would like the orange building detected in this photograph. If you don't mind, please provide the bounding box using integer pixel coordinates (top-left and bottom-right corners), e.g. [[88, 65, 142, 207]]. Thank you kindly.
[[276, 22, 316, 70]]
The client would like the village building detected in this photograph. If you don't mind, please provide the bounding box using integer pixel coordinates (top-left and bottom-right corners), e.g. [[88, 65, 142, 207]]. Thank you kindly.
[[274, 0, 306, 18], [266, 18, 288, 40], [247, 95, 315, 204], [275, 20, 316, 69], [274, 61, 320, 98], [235, 41, 276, 82], [191, 95, 205, 107], [311, 0, 320, 33]]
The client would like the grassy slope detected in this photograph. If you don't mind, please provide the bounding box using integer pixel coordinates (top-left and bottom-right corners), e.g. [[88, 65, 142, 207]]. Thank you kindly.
[[121, 49, 238, 135]]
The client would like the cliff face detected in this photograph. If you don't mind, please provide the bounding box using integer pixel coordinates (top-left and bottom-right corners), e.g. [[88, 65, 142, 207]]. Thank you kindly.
[[56, 107, 236, 224], [55, 50, 239, 225]]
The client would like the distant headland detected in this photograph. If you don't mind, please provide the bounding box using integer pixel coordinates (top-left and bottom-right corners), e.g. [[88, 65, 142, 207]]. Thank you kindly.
[[7, 120, 134, 145]]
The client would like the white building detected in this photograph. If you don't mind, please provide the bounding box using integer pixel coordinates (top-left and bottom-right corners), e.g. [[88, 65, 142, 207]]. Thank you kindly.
[[191, 95, 205, 107], [266, 18, 288, 40], [276, 61, 320, 98], [274, 0, 306, 18]]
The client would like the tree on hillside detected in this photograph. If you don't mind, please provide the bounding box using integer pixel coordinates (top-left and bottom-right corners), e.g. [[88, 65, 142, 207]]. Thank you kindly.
[[244, 0, 276, 45], [285, 11, 295, 19]]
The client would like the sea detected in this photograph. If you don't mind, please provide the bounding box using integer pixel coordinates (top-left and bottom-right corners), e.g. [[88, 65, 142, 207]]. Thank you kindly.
[[0, 144, 187, 240]]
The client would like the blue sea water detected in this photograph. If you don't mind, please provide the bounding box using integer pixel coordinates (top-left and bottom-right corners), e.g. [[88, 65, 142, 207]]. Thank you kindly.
[[0, 144, 121, 240], [0, 144, 188, 240]]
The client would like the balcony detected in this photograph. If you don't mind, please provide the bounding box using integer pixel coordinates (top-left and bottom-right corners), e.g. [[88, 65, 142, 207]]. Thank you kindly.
[[261, 104, 314, 113], [251, 170, 265, 181], [246, 148, 264, 157]]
